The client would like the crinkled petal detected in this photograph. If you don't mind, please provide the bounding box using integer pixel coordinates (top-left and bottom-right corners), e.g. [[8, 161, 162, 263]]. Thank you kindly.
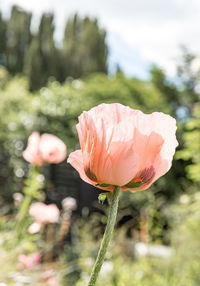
[[67, 150, 114, 191], [76, 104, 140, 186]]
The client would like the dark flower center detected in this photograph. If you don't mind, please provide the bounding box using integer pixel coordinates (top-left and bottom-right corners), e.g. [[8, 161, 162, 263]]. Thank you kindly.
[[139, 166, 155, 184], [85, 168, 97, 182]]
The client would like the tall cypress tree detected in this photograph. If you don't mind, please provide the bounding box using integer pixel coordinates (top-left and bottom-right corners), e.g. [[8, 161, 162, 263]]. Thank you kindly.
[[6, 5, 32, 74], [62, 14, 107, 79], [23, 13, 57, 90], [23, 35, 43, 91], [0, 12, 7, 66], [61, 14, 82, 79], [38, 13, 57, 78], [81, 17, 107, 75]]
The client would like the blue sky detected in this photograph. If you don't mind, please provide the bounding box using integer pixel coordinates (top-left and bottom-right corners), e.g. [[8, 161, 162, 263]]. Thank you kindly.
[[1, 0, 200, 79]]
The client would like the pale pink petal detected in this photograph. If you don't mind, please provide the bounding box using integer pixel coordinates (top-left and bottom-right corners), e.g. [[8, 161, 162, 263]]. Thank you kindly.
[[23, 132, 43, 166], [151, 156, 170, 183], [47, 277, 58, 286], [18, 253, 41, 268], [29, 202, 60, 224], [77, 103, 140, 147], [18, 254, 32, 268], [77, 104, 140, 186], [67, 150, 97, 186], [44, 204, 60, 223], [29, 202, 46, 222], [138, 112, 178, 182], [40, 134, 67, 164], [28, 222, 42, 234], [67, 150, 115, 191], [123, 112, 178, 191], [31, 253, 41, 264], [130, 111, 178, 172], [132, 130, 164, 170]]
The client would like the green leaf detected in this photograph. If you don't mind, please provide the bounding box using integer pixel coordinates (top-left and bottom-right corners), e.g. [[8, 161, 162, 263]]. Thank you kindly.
[[96, 183, 111, 188], [125, 181, 143, 188], [98, 193, 107, 204]]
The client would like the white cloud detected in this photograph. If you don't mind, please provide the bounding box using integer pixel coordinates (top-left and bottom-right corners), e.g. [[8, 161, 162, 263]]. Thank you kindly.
[[1, 0, 200, 78]]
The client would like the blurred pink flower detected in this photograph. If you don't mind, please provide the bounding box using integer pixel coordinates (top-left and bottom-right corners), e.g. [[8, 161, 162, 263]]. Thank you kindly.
[[68, 103, 178, 192], [18, 252, 41, 269], [28, 202, 60, 233], [40, 268, 58, 286], [23, 132, 43, 166], [23, 132, 67, 165], [28, 221, 42, 234], [47, 277, 58, 286]]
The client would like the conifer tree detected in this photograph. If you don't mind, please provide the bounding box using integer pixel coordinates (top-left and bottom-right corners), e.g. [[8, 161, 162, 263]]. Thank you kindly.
[[23, 13, 57, 90], [62, 14, 107, 79], [6, 6, 32, 74], [0, 12, 7, 66], [23, 36, 43, 90]]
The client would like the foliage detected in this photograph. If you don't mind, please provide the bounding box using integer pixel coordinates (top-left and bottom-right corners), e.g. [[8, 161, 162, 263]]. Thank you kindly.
[[0, 6, 108, 90], [177, 46, 200, 106], [0, 4, 200, 285], [1, 193, 200, 285], [0, 247, 60, 285], [59, 193, 200, 285], [0, 68, 171, 206], [150, 65, 179, 115], [6, 5, 32, 75], [23, 13, 58, 91], [62, 14, 107, 80], [176, 103, 200, 183], [0, 11, 7, 65]]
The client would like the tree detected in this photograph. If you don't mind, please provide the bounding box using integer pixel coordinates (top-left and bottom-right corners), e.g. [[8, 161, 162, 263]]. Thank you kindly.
[[176, 103, 200, 184], [0, 12, 7, 66], [6, 6, 32, 74], [23, 13, 58, 90], [23, 36, 43, 91], [150, 65, 179, 116], [62, 14, 107, 79], [176, 46, 200, 107]]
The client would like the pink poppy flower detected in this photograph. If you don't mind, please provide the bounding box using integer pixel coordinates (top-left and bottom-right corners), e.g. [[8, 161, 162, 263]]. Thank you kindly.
[[23, 132, 44, 166], [67, 103, 178, 192], [28, 202, 60, 233], [40, 268, 58, 286], [28, 221, 42, 234], [18, 252, 41, 269], [23, 132, 67, 166]]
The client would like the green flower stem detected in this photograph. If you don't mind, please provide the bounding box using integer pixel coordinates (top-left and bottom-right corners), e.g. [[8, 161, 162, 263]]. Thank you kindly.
[[88, 186, 121, 286], [15, 194, 32, 231], [14, 165, 42, 235]]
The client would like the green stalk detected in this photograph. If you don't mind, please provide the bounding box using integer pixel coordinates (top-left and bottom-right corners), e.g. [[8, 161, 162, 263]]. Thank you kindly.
[[14, 165, 42, 236], [15, 194, 32, 231], [88, 186, 120, 286]]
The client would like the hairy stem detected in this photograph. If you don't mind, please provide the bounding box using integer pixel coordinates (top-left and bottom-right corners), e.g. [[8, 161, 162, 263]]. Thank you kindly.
[[88, 186, 120, 286]]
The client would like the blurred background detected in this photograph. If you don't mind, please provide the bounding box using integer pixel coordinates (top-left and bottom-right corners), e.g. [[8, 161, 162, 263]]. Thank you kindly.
[[0, 1, 200, 285]]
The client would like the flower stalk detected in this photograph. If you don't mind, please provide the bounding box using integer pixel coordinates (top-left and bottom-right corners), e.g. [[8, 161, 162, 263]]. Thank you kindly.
[[88, 186, 121, 286], [14, 165, 42, 236]]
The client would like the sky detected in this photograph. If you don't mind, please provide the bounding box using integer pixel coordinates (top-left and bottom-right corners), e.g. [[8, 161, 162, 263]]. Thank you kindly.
[[1, 0, 200, 79]]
